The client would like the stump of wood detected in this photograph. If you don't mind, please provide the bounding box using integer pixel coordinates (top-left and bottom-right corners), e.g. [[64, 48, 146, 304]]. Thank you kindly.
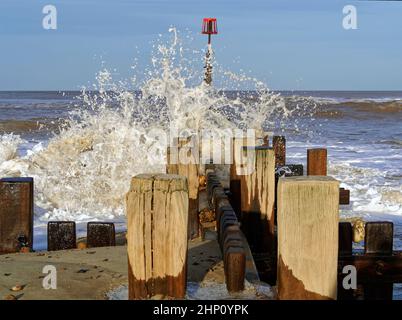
[[273, 136, 286, 167], [47, 221, 76, 251], [339, 188, 350, 205], [229, 137, 255, 218], [126, 174, 189, 299], [363, 222, 394, 300], [87, 222, 116, 248], [277, 176, 339, 300], [0, 178, 34, 254], [307, 148, 327, 176], [167, 138, 199, 239], [240, 146, 275, 253]]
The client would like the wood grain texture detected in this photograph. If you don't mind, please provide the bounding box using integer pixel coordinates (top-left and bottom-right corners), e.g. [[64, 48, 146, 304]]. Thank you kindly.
[[277, 176, 339, 300], [240, 147, 275, 252], [87, 222, 116, 248], [273, 136, 286, 167], [339, 188, 350, 205], [363, 222, 394, 300], [307, 148, 327, 176], [126, 174, 189, 299], [0, 178, 34, 254], [167, 138, 200, 239], [47, 221, 76, 251]]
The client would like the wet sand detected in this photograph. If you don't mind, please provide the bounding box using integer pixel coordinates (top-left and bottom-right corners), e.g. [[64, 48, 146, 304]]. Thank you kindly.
[[0, 235, 268, 300]]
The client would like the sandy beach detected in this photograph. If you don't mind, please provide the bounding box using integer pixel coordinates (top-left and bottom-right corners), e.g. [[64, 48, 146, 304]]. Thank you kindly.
[[0, 234, 270, 300]]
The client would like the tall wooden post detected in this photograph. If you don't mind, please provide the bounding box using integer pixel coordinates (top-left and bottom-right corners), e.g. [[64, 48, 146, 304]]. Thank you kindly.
[[229, 137, 255, 217], [277, 176, 339, 300], [307, 148, 327, 175], [240, 146, 275, 253], [48, 221, 76, 251], [337, 222, 354, 300], [167, 137, 199, 239], [273, 136, 286, 167], [363, 222, 394, 300], [87, 222, 116, 248], [0, 178, 34, 254], [126, 174, 188, 299]]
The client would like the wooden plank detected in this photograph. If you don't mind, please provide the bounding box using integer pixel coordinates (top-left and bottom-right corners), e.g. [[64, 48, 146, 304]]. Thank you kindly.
[[212, 186, 227, 212], [230, 136, 255, 221], [363, 222, 394, 300], [223, 233, 243, 252], [339, 188, 350, 205], [220, 223, 240, 249], [47, 221, 76, 251], [307, 148, 327, 176], [229, 179, 241, 216], [277, 176, 339, 300], [0, 178, 34, 254], [230, 136, 254, 181], [217, 208, 236, 243], [206, 173, 220, 206], [167, 137, 200, 239], [338, 253, 402, 283], [274, 164, 304, 222], [240, 146, 275, 253], [338, 222, 353, 256], [224, 246, 246, 292], [126, 174, 188, 299], [337, 222, 354, 300], [365, 222, 393, 255], [273, 136, 286, 167], [216, 206, 233, 232], [87, 222, 116, 248]]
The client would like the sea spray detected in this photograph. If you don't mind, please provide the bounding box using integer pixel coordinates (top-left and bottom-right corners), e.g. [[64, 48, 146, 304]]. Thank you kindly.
[[0, 29, 290, 223], [0, 134, 24, 164]]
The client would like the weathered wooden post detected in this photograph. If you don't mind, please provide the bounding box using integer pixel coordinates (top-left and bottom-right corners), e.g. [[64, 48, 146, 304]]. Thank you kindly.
[[307, 148, 327, 176], [262, 135, 270, 147], [277, 176, 339, 300], [363, 222, 393, 300], [337, 222, 354, 300], [273, 136, 286, 167], [339, 188, 350, 205], [87, 222, 116, 248], [225, 246, 246, 292], [229, 137, 246, 217], [167, 137, 199, 239], [126, 174, 188, 299], [0, 178, 34, 254], [48, 221, 76, 251], [240, 146, 275, 253]]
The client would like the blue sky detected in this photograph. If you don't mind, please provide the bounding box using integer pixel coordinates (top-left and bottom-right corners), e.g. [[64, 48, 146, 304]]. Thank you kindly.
[[0, 0, 401, 91]]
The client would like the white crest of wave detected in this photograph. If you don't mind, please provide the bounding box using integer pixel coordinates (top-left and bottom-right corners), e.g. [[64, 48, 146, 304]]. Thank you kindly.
[[0, 133, 24, 164]]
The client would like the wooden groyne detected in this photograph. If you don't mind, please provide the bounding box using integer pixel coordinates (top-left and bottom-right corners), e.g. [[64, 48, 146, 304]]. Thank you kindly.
[[208, 171, 246, 292], [1, 134, 402, 300]]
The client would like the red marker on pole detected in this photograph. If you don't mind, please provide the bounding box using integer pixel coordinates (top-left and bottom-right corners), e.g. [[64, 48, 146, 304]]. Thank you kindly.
[[202, 18, 218, 85]]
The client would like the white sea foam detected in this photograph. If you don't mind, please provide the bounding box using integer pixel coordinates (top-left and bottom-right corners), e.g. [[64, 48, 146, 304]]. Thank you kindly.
[[0, 133, 24, 164]]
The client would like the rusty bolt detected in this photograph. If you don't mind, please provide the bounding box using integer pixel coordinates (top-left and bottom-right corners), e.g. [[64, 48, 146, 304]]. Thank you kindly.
[[375, 260, 385, 276]]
